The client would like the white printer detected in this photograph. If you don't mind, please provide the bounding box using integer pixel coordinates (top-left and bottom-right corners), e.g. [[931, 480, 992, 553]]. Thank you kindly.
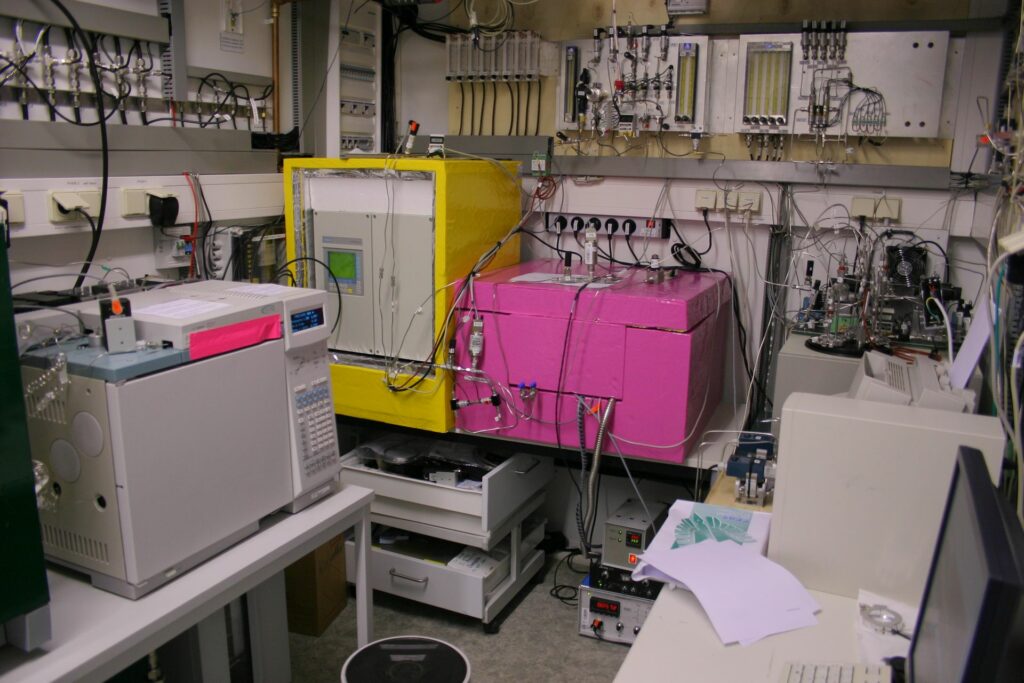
[[847, 350, 977, 413], [19, 281, 341, 598]]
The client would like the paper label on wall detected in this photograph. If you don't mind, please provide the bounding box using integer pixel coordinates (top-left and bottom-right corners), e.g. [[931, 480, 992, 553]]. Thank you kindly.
[[135, 299, 231, 319], [220, 32, 244, 54]]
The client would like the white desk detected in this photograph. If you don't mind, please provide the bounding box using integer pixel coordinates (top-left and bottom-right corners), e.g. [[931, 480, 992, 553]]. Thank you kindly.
[[615, 586, 860, 683], [0, 484, 374, 683]]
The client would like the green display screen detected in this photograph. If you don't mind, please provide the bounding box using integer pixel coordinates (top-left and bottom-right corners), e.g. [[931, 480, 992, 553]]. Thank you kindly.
[[328, 250, 358, 281]]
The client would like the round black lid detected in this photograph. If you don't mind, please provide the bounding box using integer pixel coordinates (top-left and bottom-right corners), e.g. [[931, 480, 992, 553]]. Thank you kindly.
[[342, 636, 469, 683]]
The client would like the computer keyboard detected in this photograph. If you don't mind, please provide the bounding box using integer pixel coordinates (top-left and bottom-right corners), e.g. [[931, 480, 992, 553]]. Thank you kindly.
[[780, 662, 892, 683]]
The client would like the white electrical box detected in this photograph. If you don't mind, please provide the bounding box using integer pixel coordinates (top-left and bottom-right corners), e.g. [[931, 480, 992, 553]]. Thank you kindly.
[[308, 173, 436, 360], [791, 31, 949, 138]]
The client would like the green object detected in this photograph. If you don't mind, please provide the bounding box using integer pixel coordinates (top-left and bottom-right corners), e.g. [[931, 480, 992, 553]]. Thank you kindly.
[[328, 250, 357, 281], [0, 236, 50, 624], [671, 504, 756, 549]]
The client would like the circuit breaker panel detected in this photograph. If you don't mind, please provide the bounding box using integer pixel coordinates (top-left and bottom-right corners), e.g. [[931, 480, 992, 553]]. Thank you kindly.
[[556, 32, 710, 135]]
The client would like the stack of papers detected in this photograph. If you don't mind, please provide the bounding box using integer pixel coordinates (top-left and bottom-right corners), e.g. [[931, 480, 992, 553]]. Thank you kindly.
[[634, 500, 820, 645]]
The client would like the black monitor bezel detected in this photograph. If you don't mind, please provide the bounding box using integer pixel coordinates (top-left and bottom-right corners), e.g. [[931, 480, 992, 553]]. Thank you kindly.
[[908, 446, 1024, 682]]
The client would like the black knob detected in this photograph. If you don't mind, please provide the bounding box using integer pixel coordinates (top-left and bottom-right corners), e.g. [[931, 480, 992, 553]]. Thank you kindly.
[[616, 622, 624, 632], [633, 625, 641, 635]]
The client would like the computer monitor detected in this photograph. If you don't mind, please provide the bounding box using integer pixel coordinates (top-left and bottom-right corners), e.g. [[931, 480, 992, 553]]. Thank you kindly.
[[908, 446, 1024, 682]]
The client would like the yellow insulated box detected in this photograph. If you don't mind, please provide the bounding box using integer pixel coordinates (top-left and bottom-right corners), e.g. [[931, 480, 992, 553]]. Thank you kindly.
[[283, 157, 521, 432]]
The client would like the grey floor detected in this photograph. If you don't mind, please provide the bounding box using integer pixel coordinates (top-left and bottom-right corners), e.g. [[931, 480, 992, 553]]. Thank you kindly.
[[288, 552, 629, 683]]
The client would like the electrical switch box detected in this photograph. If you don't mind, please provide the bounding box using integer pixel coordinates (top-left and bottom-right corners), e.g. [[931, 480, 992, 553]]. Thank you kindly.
[[851, 196, 901, 221]]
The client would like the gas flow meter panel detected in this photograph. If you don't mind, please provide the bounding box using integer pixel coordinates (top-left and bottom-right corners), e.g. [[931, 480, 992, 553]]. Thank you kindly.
[[309, 176, 436, 362]]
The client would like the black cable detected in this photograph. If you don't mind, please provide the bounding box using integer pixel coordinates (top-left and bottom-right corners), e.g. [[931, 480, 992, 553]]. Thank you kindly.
[[534, 78, 541, 136], [703, 268, 754, 383], [912, 239, 950, 282], [505, 81, 514, 135], [470, 80, 476, 135], [518, 229, 580, 263], [479, 80, 486, 137], [112, 35, 128, 125], [0, 55, 123, 126], [43, 29, 56, 121], [274, 257, 343, 335], [490, 80, 497, 135], [516, 81, 523, 135], [624, 234, 641, 265], [695, 209, 714, 255], [458, 81, 465, 135], [549, 550, 584, 606], [525, 80, 531, 138], [554, 282, 590, 450], [48, 0, 109, 291]]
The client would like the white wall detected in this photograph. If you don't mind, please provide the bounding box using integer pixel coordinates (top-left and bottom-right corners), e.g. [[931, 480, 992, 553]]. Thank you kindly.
[[396, 33, 450, 136]]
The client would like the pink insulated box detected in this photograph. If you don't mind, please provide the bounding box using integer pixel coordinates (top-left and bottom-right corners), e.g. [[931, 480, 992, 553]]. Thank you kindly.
[[450, 259, 731, 464]]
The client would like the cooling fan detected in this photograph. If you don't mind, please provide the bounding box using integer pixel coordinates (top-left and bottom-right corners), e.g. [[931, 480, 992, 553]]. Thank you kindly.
[[885, 245, 928, 289]]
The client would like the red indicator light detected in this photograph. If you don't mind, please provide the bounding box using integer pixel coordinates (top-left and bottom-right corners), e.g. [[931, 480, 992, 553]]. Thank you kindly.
[[628, 553, 638, 565]]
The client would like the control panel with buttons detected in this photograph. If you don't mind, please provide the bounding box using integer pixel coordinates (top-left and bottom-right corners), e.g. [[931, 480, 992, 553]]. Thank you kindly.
[[578, 579, 654, 645]]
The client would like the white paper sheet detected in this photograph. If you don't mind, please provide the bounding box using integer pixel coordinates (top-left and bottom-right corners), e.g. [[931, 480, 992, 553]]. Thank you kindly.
[[509, 272, 616, 289], [640, 542, 820, 646], [228, 283, 293, 296], [134, 299, 231, 319], [632, 499, 772, 586]]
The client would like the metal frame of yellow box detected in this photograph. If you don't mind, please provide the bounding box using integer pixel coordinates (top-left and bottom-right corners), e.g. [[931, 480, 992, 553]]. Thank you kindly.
[[283, 157, 521, 432]]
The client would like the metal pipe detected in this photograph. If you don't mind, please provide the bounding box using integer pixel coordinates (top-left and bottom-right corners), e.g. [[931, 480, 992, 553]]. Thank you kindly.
[[271, 1, 281, 132], [584, 398, 616, 548]]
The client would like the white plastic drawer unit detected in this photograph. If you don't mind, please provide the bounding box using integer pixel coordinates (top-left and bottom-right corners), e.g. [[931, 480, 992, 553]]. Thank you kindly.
[[338, 440, 553, 550], [344, 515, 547, 622]]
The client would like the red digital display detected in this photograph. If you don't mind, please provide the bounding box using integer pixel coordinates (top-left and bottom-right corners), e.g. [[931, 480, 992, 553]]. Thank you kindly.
[[626, 531, 643, 548], [590, 597, 621, 616]]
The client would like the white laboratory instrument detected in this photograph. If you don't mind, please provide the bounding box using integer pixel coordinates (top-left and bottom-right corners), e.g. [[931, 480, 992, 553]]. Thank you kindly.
[[19, 281, 341, 598]]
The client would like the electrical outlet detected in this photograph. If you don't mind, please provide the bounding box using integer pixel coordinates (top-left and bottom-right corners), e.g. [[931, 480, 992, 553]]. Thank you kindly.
[[48, 190, 100, 223], [737, 191, 762, 213], [715, 190, 762, 213], [694, 189, 717, 210], [0, 190, 25, 223], [121, 188, 175, 217], [851, 196, 901, 221]]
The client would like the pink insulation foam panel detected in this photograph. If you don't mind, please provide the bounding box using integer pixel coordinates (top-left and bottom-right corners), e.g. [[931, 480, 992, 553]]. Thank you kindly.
[[451, 259, 731, 464]]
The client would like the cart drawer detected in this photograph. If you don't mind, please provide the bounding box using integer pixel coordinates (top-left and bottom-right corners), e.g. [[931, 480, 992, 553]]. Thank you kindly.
[[344, 538, 509, 619], [339, 446, 552, 537]]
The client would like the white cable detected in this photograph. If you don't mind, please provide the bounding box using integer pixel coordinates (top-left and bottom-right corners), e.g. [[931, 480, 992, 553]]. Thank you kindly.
[[926, 297, 955, 364], [1011, 330, 1024, 522]]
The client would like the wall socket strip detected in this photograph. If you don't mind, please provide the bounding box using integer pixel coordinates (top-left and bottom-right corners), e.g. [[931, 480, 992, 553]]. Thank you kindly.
[[544, 213, 673, 239]]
